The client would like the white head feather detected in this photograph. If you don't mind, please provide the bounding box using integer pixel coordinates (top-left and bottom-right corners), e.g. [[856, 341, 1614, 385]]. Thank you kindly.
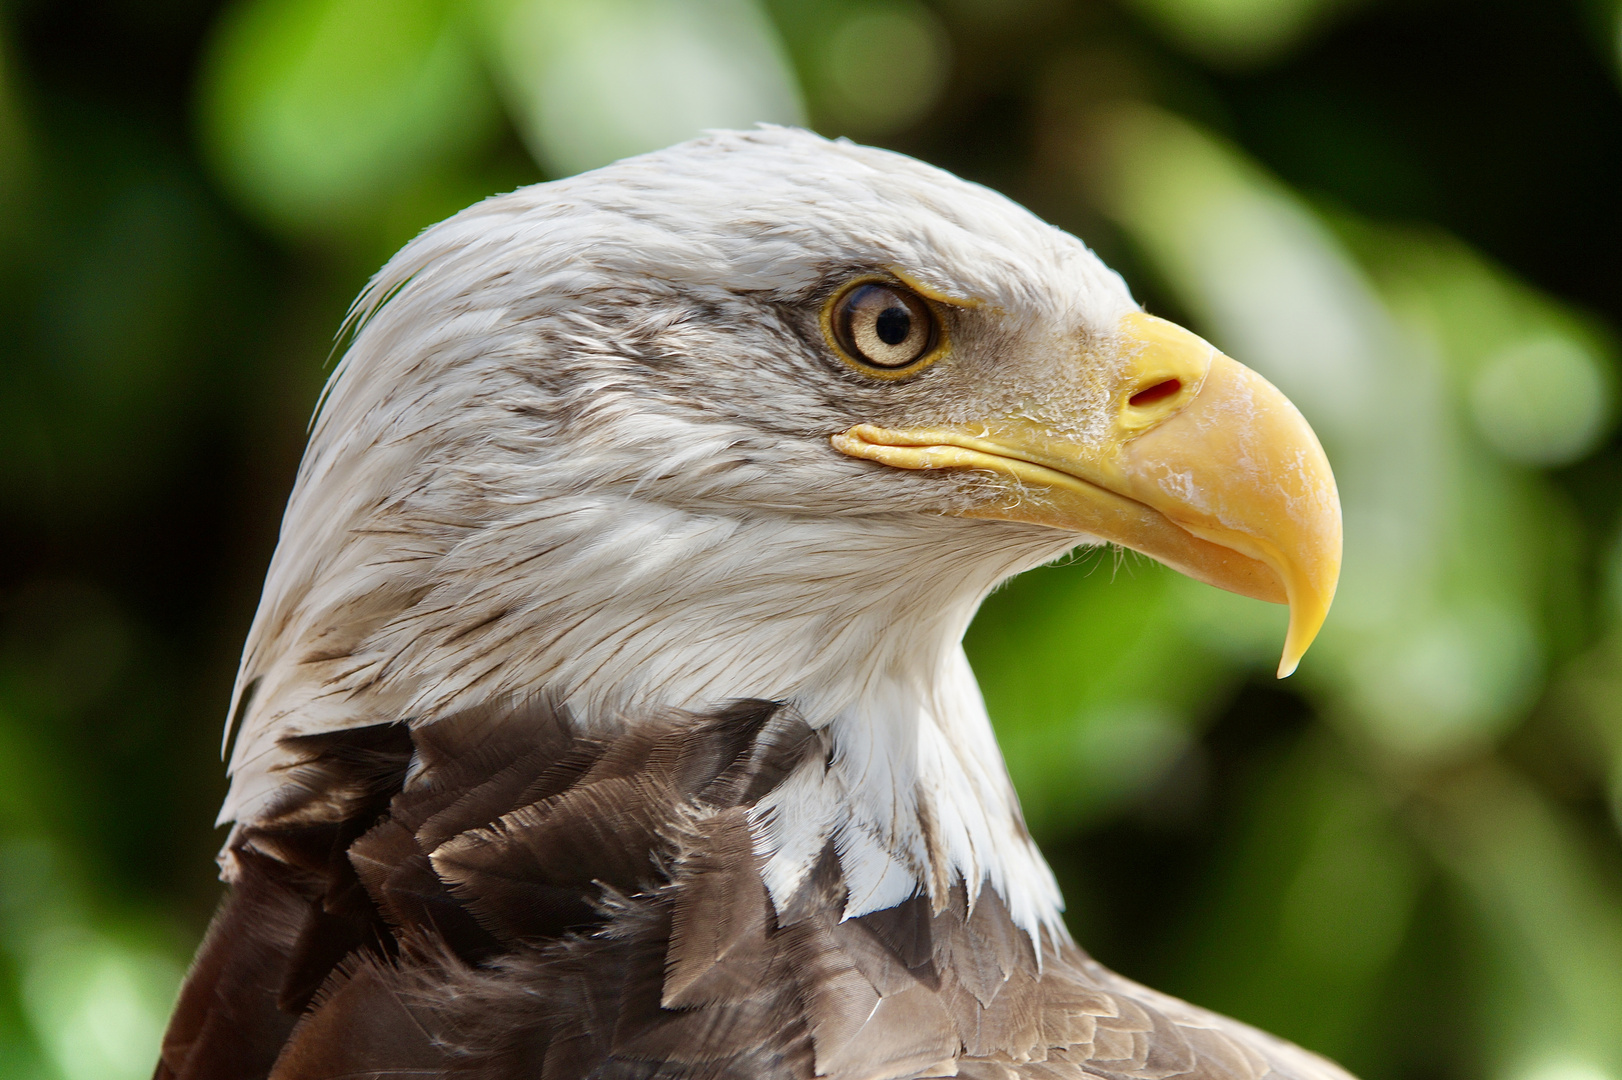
[[221, 126, 1140, 949]]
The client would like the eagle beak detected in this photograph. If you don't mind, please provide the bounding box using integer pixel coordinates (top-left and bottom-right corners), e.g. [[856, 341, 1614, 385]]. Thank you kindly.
[[832, 312, 1342, 678]]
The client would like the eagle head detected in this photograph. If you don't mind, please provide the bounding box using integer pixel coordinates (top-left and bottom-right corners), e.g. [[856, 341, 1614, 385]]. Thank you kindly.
[[219, 126, 1339, 946]]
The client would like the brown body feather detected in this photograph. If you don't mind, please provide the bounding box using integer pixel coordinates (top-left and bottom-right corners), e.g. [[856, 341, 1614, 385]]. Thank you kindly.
[[156, 701, 1353, 1080]]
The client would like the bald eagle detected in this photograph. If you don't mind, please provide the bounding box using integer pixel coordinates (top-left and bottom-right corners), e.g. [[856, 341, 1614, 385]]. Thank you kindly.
[[155, 127, 1342, 1080]]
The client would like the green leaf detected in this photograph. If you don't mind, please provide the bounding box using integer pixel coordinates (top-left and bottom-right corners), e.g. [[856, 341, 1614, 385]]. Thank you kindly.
[[1116, 0, 1363, 68], [766, 0, 950, 138], [1424, 766, 1622, 1080], [967, 557, 1230, 835], [1172, 734, 1424, 1071], [199, 0, 499, 232], [482, 0, 804, 178]]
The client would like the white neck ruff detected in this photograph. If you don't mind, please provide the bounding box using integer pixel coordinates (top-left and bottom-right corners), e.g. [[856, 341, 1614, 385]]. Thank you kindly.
[[225, 490, 1076, 949]]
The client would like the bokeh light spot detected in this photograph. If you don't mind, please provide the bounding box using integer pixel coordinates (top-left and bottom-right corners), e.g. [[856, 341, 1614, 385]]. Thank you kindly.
[[489, 0, 804, 178], [1470, 336, 1613, 466], [815, 0, 950, 137]]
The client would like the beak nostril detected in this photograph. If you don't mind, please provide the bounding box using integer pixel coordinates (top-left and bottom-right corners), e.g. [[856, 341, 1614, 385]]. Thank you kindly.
[[1129, 378, 1182, 408]]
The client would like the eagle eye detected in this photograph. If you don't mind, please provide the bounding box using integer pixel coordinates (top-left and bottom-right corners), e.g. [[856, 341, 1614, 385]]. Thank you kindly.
[[828, 282, 940, 373]]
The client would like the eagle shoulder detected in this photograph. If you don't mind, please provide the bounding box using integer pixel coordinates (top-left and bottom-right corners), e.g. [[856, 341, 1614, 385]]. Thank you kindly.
[[155, 700, 1356, 1080]]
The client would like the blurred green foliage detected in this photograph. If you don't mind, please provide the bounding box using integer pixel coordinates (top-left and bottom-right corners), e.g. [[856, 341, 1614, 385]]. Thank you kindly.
[[3, 1, 1622, 1078]]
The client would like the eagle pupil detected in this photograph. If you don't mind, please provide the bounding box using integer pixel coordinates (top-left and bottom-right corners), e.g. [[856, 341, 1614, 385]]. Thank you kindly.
[[876, 305, 911, 346]]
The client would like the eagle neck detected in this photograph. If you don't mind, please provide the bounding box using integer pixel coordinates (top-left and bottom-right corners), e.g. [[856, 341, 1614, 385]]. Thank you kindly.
[[531, 496, 1070, 949], [228, 487, 1073, 949]]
